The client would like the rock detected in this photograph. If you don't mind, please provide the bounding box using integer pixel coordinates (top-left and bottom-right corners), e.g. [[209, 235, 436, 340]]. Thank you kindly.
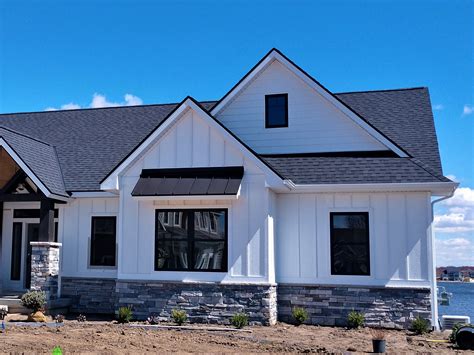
[[28, 311, 46, 322]]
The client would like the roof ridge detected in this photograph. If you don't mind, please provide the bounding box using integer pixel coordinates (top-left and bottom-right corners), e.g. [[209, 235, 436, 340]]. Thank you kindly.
[[334, 87, 427, 95], [0, 100, 218, 116], [0, 125, 55, 148]]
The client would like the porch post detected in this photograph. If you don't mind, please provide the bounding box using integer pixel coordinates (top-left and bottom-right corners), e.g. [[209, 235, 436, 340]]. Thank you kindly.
[[30, 242, 61, 301], [39, 199, 55, 242]]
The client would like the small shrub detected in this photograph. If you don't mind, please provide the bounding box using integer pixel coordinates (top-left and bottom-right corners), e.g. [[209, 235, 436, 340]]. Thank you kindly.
[[20, 291, 46, 312], [117, 305, 133, 323], [231, 312, 249, 329], [147, 314, 160, 325], [411, 316, 430, 335], [292, 307, 309, 325], [171, 309, 187, 325], [347, 311, 365, 329], [0, 308, 7, 320], [54, 314, 65, 323], [77, 314, 86, 322]]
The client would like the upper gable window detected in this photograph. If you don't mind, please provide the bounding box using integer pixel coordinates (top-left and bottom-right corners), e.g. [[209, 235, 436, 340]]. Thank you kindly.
[[265, 94, 288, 128]]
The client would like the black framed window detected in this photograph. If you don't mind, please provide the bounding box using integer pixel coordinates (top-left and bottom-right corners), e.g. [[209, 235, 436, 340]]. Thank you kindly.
[[265, 94, 288, 128], [90, 216, 116, 267], [330, 212, 370, 276], [155, 209, 227, 272]]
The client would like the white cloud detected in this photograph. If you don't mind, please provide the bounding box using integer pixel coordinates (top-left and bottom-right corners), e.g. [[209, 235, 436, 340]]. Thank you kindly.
[[462, 104, 473, 116], [434, 187, 474, 233], [45, 93, 143, 111], [436, 237, 474, 266], [432, 104, 444, 110]]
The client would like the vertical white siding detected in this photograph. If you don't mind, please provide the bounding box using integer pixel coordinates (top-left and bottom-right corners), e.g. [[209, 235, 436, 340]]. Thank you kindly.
[[216, 60, 386, 154], [60, 197, 119, 278], [275, 192, 431, 286], [119, 109, 273, 283]]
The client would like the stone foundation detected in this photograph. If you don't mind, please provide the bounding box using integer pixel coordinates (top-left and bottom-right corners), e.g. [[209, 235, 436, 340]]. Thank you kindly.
[[116, 280, 277, 325], [61, 277, 116, 314], [277, 284, 431, 329], [30, 242, 61, 301]]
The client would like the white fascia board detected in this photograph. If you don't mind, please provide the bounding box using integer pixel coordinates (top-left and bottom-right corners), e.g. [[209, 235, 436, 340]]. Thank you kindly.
[[282, 180, 458, 196], [211, 49, 407, 158], [100, 98, 285, 191], [132, 194, 239, 201], [0, 138, 66, 200], [70, 191, 119, 198]]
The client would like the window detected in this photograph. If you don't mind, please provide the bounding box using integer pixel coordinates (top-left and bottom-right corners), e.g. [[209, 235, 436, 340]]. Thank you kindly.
[[90, 216, 116, 267], [265, 94, 288, 128], [155, 209, 227, 272], [330, 212, 370, 276], [10, 223, 22, 280]]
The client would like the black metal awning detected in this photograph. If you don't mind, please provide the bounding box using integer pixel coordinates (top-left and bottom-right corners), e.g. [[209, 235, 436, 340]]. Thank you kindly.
[[131, 166, 244, 197]]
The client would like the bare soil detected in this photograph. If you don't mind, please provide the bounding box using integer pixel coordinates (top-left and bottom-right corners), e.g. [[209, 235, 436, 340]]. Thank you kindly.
[[0, 316, 469, 354]]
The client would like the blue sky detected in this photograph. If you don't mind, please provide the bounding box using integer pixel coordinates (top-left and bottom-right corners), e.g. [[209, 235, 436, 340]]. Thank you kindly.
[[0, 0, 472, 265]]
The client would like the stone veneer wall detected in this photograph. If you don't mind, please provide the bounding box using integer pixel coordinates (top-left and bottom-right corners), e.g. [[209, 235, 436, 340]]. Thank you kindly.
[[30, 242, 61, 301], [116, 280, 277, 325], [277, 284, 431, 329], [61, 277, 116, 314]]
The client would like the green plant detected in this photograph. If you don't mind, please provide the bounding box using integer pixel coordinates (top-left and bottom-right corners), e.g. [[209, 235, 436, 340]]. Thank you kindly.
[[347, 311, 365, 329], [117, 305, 133, 323], [411, 316, 430, 335], [20, 291, 46, 312], [171, 309, 187, 325], [292, 307, 309, 325], [231, 312, 249, 329]]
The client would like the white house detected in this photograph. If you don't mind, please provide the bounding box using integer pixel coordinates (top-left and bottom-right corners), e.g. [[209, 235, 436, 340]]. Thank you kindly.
[[0, 49, 456, 328]]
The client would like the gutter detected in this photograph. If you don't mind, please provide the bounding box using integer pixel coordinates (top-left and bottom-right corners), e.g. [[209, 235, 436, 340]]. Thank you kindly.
[[428, 184, 458, 331]]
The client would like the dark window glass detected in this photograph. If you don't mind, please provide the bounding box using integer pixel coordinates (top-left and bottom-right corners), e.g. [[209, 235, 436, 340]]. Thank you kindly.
[[10, 223, 22, 280], [90, 217, 116, 267], [330, 212, 370, 276], [155, 210, 227, 272], [265, 94, 288, 128], [13, 209, 59, 219]]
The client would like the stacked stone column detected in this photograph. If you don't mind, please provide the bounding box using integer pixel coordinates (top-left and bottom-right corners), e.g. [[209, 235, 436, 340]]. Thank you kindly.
[[30, 242, 61, 301]]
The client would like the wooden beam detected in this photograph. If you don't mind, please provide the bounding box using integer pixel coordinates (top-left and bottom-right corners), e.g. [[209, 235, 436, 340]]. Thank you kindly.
[[39, 199, 55, 242], [0, 194, 45, 202], [0, 201, 3, 241]]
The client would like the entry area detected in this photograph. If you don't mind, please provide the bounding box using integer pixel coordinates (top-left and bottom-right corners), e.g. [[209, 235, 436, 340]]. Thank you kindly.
[[0, 205, 58, 292]]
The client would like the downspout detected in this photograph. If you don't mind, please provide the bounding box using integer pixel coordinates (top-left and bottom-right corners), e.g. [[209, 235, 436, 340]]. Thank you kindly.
[[429, 188, 456, 330]]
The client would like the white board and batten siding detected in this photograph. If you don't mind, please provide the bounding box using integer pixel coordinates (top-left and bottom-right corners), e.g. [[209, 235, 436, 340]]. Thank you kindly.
[[275, 192, 432, 287], [216, 60, 387, 155], [60, 197, 119, 278], [118, 108, 274, 284]]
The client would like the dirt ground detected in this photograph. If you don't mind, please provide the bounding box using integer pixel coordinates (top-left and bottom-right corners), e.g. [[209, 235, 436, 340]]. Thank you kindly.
[[0, 317, 469, 354]]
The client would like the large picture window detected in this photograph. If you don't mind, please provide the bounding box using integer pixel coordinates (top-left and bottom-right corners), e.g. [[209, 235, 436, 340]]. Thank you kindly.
[[90, 216, 116, 267], [330, 212, 370, 276], [155, 209, 227, 272]]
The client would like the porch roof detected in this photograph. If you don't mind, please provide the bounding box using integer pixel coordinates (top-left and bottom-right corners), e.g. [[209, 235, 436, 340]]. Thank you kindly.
[[131, 167, 244, 197], [0, 126, 68, 198]]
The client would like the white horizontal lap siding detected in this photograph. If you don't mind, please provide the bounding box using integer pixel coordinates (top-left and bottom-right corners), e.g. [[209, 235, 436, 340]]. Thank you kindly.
[[217, 60, 386, 154], [118, 109, 272, 283], [275, 192, 431, 287], [60, 197, 119, 278]]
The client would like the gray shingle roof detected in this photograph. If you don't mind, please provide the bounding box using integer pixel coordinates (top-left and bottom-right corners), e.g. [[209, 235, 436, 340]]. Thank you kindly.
[[0, 126, 67, 196], [0, 88, 448, 191], [262, 156, 450, 185]]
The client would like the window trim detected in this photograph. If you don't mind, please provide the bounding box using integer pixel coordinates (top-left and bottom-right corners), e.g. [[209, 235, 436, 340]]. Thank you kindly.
[[89, 216, 117, 269], [330, 211, 370, 276], [154, 209, 228, 273], [265, 93, 288, 128]]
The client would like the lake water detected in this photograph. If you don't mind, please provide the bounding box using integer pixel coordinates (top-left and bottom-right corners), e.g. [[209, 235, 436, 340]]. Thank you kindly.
[[438, 281, 474, 322]]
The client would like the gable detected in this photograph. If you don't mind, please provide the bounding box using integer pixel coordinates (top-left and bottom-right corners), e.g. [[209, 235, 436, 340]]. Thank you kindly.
[[101, 98, 284, 191], [0, 146, 20, 189], [216, 59, 389, 155]]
